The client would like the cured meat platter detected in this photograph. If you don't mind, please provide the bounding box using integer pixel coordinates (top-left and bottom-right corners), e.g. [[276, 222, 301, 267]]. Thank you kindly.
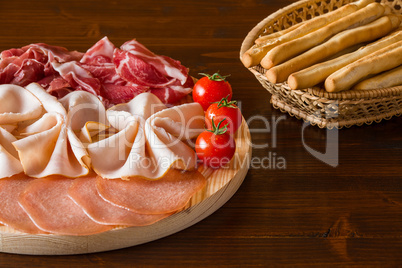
[[0, 37, 252, 255], [0, 119, 251, 255]]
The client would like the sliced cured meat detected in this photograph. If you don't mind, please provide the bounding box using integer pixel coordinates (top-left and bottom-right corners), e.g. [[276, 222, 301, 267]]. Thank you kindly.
[[19, 176, 113, 235], [113, 48, 173, 87], [52, 62, 102, 96], [0, 174, 46, 234], [120, 39, 188, 85], [80, 36, 115, 65], [82, 63, 126, 85], [150, 82, 193, 104], [88, 93, 203, 179], [12, 83, 90, 178], [96, 169, 206, 214], [101, 83, 149, 105], [11, 59, 45, 86], [68, 175, 172, 226], [25, 43, 84, 63]]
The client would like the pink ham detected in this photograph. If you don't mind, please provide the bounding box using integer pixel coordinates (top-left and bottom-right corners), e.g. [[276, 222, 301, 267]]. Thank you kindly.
[[0, 174, 46, 234], [68, 175, 172, 226], [96, 169, 206, 214], [19, 176, 113, 235]]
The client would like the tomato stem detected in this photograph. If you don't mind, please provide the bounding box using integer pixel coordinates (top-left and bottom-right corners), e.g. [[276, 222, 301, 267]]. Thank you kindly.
[[206, 117, 228, 135], [215, 96, 237, 109], [199, 72, 230, 82]]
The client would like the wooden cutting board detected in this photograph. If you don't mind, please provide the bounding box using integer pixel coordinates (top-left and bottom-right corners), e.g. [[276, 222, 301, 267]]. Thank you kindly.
[[0, 119, 252, 255]]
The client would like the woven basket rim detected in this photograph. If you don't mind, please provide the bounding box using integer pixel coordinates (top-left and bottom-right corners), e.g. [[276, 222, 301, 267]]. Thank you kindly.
[[240, 0, 402, 100]]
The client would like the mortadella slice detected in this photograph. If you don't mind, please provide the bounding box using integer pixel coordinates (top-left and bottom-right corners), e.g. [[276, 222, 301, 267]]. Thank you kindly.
[[96, 169, 206, 214], [0, 174, 46, 234], [68, 175, 172, 226], [19, 176, 113, 235]]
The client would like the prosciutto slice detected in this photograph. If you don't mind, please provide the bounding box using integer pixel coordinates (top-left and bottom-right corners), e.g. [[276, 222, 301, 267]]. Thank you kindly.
[[68, 175, 172, 226], [86, 92, 204, 179], [0, 37, 193, 105], [19, 176, 113, 235], [97, 169, 206, 214], [0, 174, 46, 234]]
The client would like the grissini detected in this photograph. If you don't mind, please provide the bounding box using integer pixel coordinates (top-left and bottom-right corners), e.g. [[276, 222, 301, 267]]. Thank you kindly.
[[288, 28, 402, 90], [353, 65, 402, 90], [266, 15, 400, 84], [254, 0, 376, 45], [240, 0, 374, 68], [260, 2, 385, 69], [254, 22, 306, 44], [325, 40, 402, 92]]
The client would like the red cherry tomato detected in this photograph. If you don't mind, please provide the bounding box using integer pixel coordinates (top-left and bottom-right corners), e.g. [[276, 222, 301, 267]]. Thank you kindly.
[[193, 73, 232, 111], [195, 119, 236, 169], [205, 97, 242, 134]]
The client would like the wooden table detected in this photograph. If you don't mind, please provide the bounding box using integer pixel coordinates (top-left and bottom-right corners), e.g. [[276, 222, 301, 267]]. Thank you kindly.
[[0, 0, 401, 266]]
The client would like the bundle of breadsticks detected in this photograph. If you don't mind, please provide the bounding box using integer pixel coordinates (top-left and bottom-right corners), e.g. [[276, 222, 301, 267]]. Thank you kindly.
[[241, 0, 402, 92]]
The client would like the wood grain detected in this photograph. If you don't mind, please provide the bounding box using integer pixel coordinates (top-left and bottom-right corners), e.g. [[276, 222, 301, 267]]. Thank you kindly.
[[0, 0, 401, 266]]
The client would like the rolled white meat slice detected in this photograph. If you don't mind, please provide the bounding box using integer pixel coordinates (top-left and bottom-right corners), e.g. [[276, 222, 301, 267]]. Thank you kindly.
[[12, 83, 90, 178], [0, 127, 23, 177], [0, 174, 46, 234], [19, 176, 113, 235], [68, 174, 172, 226], [87, 92, 204, 179], [0, 84, 43, 125], [96, 168, 206, 214]]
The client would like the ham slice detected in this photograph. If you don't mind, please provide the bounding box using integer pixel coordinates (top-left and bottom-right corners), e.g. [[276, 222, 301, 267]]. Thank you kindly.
[[0, 174, 46, 234], [96, 168, 206, 214], [0, 84, 43, 178], [11, 83, 90, 178], [19, 176, 113, 235], [87, 92, 204, 179], [0, 84, 43, 125], [68, 175, 172, 226]]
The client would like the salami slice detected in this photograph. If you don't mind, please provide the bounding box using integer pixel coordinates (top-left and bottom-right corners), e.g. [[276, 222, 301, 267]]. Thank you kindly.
[[96, 169, 206, 214], [68, 175, 172, 226], [19, 176, 113, 235], [0, 174, 46, 234]]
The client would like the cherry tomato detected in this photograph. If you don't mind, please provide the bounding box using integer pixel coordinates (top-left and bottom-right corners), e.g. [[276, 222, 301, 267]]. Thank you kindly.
[[205, 97, 242, 134], [195, 119, 236, 169], [192, 72, 232, 111]]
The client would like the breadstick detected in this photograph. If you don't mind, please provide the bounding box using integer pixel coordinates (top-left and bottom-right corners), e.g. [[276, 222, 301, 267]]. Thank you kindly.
[[353, 65, 402, 90], [325, 40, 402, 92], [254, 22, 306, 44], [287, 28, 402, 90], [260, 2, 385, 69], [240, 0, 373, 68], [266, 15, 399, 84]]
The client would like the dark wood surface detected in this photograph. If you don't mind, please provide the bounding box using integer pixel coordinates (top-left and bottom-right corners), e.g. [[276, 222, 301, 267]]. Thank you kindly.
[[0, 0, 401, 266]]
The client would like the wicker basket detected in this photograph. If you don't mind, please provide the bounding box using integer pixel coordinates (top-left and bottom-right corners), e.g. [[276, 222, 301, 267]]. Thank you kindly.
[[240, 0, 402, 129]]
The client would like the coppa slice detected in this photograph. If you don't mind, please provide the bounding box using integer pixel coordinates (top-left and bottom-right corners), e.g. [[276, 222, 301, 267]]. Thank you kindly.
[[0, 174, 46, 234], [96, 169, 207, 214], [68, 175, 172, 226], [19, 176, 113, 235]]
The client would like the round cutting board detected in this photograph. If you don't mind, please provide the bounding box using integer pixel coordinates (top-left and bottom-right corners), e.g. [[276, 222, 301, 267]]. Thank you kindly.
[[0, 119, 252, 255]]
